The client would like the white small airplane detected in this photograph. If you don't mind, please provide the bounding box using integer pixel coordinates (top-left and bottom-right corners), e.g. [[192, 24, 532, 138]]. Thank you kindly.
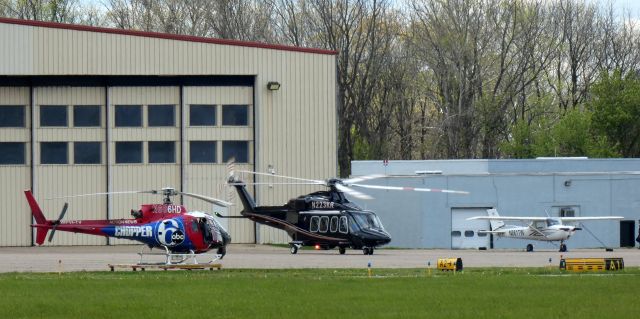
[[467, 209, 624, 252]]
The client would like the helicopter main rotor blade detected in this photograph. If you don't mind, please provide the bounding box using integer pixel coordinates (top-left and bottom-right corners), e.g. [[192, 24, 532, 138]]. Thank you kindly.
[[46, 190, 154, 200], [342, 174, 386, 185], [351, 183, 470, 195], [235, 170, 324, 184], [335, 184, 373, 200], [179, 191, 233, 207], [48, 202, 68, 242]]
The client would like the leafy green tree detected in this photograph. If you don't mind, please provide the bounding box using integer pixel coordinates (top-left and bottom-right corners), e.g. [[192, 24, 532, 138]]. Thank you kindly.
[[590, 70, 640, 157]]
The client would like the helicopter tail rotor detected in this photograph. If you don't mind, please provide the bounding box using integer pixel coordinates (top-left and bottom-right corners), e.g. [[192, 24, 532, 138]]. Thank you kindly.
[[48, 203, 68, 243]]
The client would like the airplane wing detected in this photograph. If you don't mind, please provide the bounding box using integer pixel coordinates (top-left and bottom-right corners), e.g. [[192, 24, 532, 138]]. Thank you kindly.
[[467, 216, 548, 221], [561, 216, 624, 221]]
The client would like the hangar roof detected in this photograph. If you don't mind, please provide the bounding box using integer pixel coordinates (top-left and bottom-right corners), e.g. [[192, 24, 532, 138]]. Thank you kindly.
[[0, 17, 337, 55], [352, 158, 640, 176]]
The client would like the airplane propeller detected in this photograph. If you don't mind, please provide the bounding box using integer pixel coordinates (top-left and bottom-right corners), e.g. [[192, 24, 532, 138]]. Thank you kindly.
[[48, 202, 68, 242], [230, 169, 469, 200]]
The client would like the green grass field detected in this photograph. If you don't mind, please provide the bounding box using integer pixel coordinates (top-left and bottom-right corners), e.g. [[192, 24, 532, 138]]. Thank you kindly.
[[0, 268, 638, 319]]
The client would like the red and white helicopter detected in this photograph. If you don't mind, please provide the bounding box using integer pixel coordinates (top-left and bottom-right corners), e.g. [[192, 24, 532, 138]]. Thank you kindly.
[[24, 187, 232, 264]]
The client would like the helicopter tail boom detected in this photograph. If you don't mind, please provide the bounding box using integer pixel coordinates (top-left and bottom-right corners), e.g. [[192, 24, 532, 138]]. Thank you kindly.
[[24, 190, 50, 245], [228, 178, 256, 215]]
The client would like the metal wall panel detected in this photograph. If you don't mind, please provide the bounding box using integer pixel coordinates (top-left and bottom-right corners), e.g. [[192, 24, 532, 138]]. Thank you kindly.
[[183, 86, 255, 243], [33, 87, 106, 246], [108, 86, 180, 245], [0, 87, 30, 246]]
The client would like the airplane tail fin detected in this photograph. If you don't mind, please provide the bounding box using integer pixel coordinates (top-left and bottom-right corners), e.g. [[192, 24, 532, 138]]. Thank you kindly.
[[228, 177, 255, 215], [24, 190, 50, 245], [486, 208, 505, 231]]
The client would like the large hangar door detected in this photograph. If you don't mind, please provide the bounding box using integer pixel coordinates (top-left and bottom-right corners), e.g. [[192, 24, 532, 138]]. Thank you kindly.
[[451, 208, 491, 249]]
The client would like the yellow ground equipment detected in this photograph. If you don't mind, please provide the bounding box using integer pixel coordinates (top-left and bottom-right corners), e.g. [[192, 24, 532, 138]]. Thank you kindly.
[[559, 258, 624, 272], [437, 258, 463, 271]]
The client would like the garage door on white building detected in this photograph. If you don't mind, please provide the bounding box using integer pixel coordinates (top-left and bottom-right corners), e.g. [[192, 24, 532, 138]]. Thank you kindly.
[[451, 207, 491, 249]]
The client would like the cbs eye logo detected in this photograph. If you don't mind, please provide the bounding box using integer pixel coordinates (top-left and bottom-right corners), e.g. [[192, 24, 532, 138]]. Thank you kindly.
[[157, 219, 186, 246]]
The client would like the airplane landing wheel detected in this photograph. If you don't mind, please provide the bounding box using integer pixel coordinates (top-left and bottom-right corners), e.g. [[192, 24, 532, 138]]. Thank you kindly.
[[339, 246, 346, 255], [368, 247, 374, 255], [290, 245, 298, 254], [526, 244, 534, 252], [363, 247, 370, 255], [559, 244, 567, 252]]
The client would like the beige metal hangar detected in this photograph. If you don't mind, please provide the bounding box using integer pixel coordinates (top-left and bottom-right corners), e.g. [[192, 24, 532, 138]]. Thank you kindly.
[[0, 17, 337, 247]]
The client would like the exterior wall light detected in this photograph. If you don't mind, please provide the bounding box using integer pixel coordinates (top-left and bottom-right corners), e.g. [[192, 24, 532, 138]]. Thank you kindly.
[[267, 81, 281, 91]]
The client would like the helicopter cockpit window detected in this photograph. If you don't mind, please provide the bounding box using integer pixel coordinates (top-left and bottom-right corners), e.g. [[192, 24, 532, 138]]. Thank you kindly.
[[310, 216, 320, 232], [319, 216, 329, 233], [330, 216, 338, 233], [339, 216, 348, 234], [350, 212, 384, 230]]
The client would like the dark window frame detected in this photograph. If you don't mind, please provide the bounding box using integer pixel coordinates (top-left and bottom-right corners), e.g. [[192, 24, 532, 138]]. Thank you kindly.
[[222, 141, 249, 163], [115, 141, 143, 164], [148, 104, 176, 127], [222, 104, 249, 126], [74, 142, 101, 164], [0, 106, 26, 128], [190, 141, 217, 163], [0, 142, 26, 165], [73, 105, 101, 127], [40, 142, 68, 164], [189, 104, 217, 126], [115, 105, 142, 127], [40, 105, 68, 127], [148, 141, 176, 164]]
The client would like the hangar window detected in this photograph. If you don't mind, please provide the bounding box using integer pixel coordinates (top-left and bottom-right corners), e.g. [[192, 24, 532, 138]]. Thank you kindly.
[[451, 231, 462, 237], [148, 141, 175, 163], [464, 230, 474, 237], [222, 141, 248, 163], [115, 105, 142, 127], [310, 216, 320, 232], [0, 142, 25, 164], [148, 105, 175, 127], [115, 141, 142, 164], [74, 142, 101, 164], [330, 216, 338, 233], [190, 141, 217, 163], [73, 105, 101, 127], [339, 216, 348, 234], [319, 216, 329, 233], [40, 105, 68, 127], [190, 105, 216, 126], [0, 106, 25, 127], [222, 105, 248, 126], [41, 142, 68, 164]]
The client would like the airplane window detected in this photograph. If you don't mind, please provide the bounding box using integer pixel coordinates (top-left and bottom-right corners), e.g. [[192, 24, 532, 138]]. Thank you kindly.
[[534, 221, 546, 229], [339, 216, 348, 234], [451, 231, 462, 237], [477, 232, 488, 237], [330, 216, 338, 233], [310, 216, 319, 232], [546, 219, 560, 227], [319, 216, 329, 233], [464, 230, 474, 237]]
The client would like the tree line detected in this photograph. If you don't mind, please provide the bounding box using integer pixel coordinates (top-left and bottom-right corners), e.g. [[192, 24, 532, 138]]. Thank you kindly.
[[2, 0, 640, 176]]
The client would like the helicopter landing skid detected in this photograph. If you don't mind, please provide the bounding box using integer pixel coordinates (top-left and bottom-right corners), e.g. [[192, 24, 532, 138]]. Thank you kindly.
[[137, 246, 223, 265]]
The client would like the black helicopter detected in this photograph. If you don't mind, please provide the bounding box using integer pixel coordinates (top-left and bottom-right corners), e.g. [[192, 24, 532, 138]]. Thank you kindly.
[[218, 171, 468, 255]]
